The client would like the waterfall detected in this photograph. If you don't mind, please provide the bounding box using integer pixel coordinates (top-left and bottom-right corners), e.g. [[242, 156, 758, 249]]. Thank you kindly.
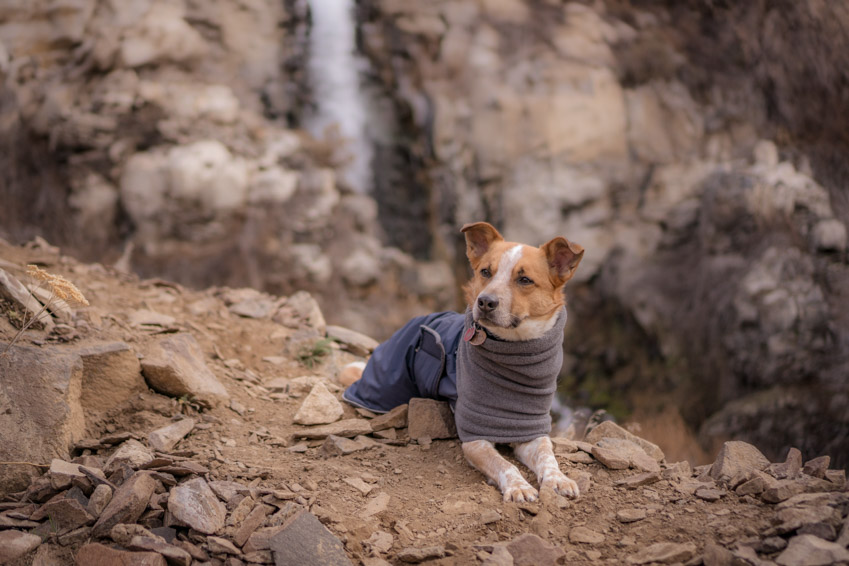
[[306, 0, 373, 194]]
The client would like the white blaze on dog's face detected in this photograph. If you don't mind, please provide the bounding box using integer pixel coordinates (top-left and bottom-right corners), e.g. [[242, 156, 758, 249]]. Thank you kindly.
[[461, 222, 584, 341]]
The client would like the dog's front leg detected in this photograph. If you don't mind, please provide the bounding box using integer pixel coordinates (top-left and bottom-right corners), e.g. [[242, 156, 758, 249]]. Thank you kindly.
[[514, 437, 580, 498], [462, 440, 539, 502]]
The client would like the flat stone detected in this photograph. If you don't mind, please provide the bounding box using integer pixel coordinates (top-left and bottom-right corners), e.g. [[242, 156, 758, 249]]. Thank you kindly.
[[365, 530, 394, 554], [592, 445, 630, 470], [129, 309, 176, 328], [148, 419, 195, 452], [209, 480, 249, 503], [92, 471, 156, 537], [243, 526, 286, 554], [295, 418, 373, 439], [343, 477, 374, 495], [140, 333, 229, 408], [75, 542, 167, 566], [407, 398, 457, 440], [709, 441, 770, 484], [616, 508, 647, 523], [776, 506, 841, 535], [168, 477, 226, 534], [776, 534, 849, 566], [595, 437, 660, 472], [506, 533, 565, 566], [207, 536, 241, 555], [31, 497, 93, 533], [293, 382, 344, 425], [758, 537, 789, 554], [615, 472, 661, 489], [626, 541, 697, 564], [128, 536, 192, 566], [0, 529, 42, 563], [584, 421, 664, 461], [322, 434, 379, 456], [110, 523, 157, 546], [695, 486, 724, 501], [569, 526, 605, 544], [482, 546, 514, 566], [803, 456, 830, 479], [233, 503, 274, 547], [268, 509, 352, 566], [229, 296, 276, 319], [326, 325, 379, 356], [104, 439, 155, 474], [363, 492, 391, 517], [564, 451, 595, 464], [550, 437, 578, 453], [78, 342, 146, 414], [736, 475, 767, 496], [370, 405, 408, 432], [282, 291, 327, 335], [396, 546, 446, 563], [825, 469, 845, 487]]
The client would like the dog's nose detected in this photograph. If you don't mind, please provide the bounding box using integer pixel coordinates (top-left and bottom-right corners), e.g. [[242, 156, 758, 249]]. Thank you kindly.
[[477, 294, 499, 313]]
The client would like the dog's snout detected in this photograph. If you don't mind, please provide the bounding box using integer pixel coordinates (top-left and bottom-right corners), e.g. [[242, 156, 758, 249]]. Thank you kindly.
[[477, 294, 500, 313]]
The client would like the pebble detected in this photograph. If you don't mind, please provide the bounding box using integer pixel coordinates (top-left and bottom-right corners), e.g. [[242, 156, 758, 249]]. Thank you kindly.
[[617, 508, 647, 523], [569, 526, 605, 544], [397, 545, 446, 563]]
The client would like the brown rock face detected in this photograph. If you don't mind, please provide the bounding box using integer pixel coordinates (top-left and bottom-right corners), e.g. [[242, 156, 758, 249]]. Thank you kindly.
[[78, 342, 146, 414]]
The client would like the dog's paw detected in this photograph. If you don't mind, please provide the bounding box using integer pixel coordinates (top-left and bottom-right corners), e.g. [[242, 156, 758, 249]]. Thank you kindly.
[[503, 480, 539, 503], [542, 472, 580, 498]]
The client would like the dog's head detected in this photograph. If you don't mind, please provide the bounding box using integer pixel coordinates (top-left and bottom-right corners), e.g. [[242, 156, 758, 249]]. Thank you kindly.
[[461, 222, 584, 341]]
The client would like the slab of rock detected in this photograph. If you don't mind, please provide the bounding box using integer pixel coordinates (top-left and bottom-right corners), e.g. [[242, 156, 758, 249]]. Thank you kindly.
[[363, 492, 391, 518], [615, 472, 661, 489], [506, 533, 565, 566], [736, 475, 768, 496], [295, 418, 373, 439], [281, 291, 327, 335], [30, 497, 93, 533], [0, 529, 42, 563], [595, 437, 659, 472], [550, 437, 578, 453], [268, 509, 352, 566], [293, 382, 344, 425], [322, 435, 379, 456], [92, 471, 156, 537], [626, 542, 696, 564], [129, 309, 177, 328], [209, 480, 248, 504], [370, 404, 408, 432], [78, 342, 146, 414], [233, 503, 274, 547], [776, 534, 849, 566], [207, 536, 240, 555], [407, 398, 457, 440], [569, 526, 605, 544], [584, 421, 664, 461], [762, 480, 805, 504], [128, 536, 192, 566], [776, 506, 841, 535], [326, 325, 379, 356], [397, 546, 447, 563], [591, 445, 630, 470], [140, 333, 229, 408], [75, 542, 167, 566], [768, 447, 804, 480], [0, 345, 86, 496], [709, 441, 770, 483], [105, 439, 155, 474], [617, 508, 647, 523], [168, 477, 226, 535], [148, 419, 195, 452], [695, 486, 724, 502]]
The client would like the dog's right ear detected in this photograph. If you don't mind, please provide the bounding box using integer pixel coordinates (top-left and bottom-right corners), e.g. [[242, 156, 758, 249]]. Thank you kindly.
[[461, 222, 504, 263]]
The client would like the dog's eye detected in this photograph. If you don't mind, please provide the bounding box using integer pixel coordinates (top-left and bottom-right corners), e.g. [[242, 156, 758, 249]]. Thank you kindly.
[[517, 276, 534, 286], [480, 268, 492, 278]]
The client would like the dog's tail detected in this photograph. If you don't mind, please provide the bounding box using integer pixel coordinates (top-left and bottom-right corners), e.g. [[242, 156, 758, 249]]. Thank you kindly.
[[338, 361, 366, 387]]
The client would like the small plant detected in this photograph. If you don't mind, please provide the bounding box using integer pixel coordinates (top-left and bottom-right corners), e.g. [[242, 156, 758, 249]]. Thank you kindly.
[[0, 265, 89, 357], [297, 337, 336, 369]]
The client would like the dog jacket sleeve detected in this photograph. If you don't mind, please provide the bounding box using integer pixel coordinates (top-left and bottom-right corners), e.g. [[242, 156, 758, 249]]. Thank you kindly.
[[342, 311, 464, 413]]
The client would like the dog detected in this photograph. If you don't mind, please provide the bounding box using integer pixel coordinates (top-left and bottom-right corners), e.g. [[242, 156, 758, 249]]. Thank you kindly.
[[342, 222, 584, 502]]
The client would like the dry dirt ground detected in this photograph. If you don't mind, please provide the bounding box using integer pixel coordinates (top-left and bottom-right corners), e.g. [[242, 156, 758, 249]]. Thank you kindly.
[[0, 238, 847, 566]]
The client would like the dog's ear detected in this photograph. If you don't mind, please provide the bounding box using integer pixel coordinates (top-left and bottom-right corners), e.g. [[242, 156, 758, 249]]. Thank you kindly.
[[542, 237, 584, 285], [461, 222, 504, 263]]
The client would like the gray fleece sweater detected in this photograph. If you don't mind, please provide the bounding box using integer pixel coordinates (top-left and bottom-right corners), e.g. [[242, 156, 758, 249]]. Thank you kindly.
[[454, 308, 567, 443]]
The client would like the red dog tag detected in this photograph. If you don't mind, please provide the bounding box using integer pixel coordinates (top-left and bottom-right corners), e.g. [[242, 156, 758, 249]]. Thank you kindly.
[[463, 326, 476, 342]]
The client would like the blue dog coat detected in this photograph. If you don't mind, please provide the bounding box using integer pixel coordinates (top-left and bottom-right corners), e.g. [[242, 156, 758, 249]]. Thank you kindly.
[[342, 311, 465, 413]]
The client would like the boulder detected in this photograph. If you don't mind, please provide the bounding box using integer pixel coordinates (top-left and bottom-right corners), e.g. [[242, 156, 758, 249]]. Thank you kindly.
[[0, 345, 86, 496], [140, 333, 229, 408]]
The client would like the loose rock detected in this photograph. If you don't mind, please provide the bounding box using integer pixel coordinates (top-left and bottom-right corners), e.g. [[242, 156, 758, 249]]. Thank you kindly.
[[776, 534, 849, 566], [617, 508, 647, 523], [268, 509, 352, 566], [506, 533, 565, 566], [322, 434, 379, 456], [148, 419, 195, 453], [92, 471, 156, 537], [569, 526, 605, 544], [370, 404, 408, 432], [0, 529, 42, 563], [295, 418, 373, 439], [326, 325, 379, 356], [397, 546, 446, 563], [626, 541, 697, 564], [75, 542, 167, 566], [167, 477, 226, 535], [709, 441, 770, 484], [293, 382, 344, 425], [407, 398, 457, 440], [584, 421, 664, 461]]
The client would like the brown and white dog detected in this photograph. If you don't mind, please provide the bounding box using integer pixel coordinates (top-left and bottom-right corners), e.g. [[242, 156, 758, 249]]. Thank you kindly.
[[458, 222, 583, 502], [342, 222, 584, 502]]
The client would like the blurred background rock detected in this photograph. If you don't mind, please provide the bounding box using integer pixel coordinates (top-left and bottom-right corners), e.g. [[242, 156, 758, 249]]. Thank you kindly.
[[1, 0, 847, 466]]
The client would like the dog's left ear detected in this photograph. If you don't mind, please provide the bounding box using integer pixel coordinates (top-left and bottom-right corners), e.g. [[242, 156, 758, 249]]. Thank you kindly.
[[461, 222, 504, 263], [542, 237, 584, 284]]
